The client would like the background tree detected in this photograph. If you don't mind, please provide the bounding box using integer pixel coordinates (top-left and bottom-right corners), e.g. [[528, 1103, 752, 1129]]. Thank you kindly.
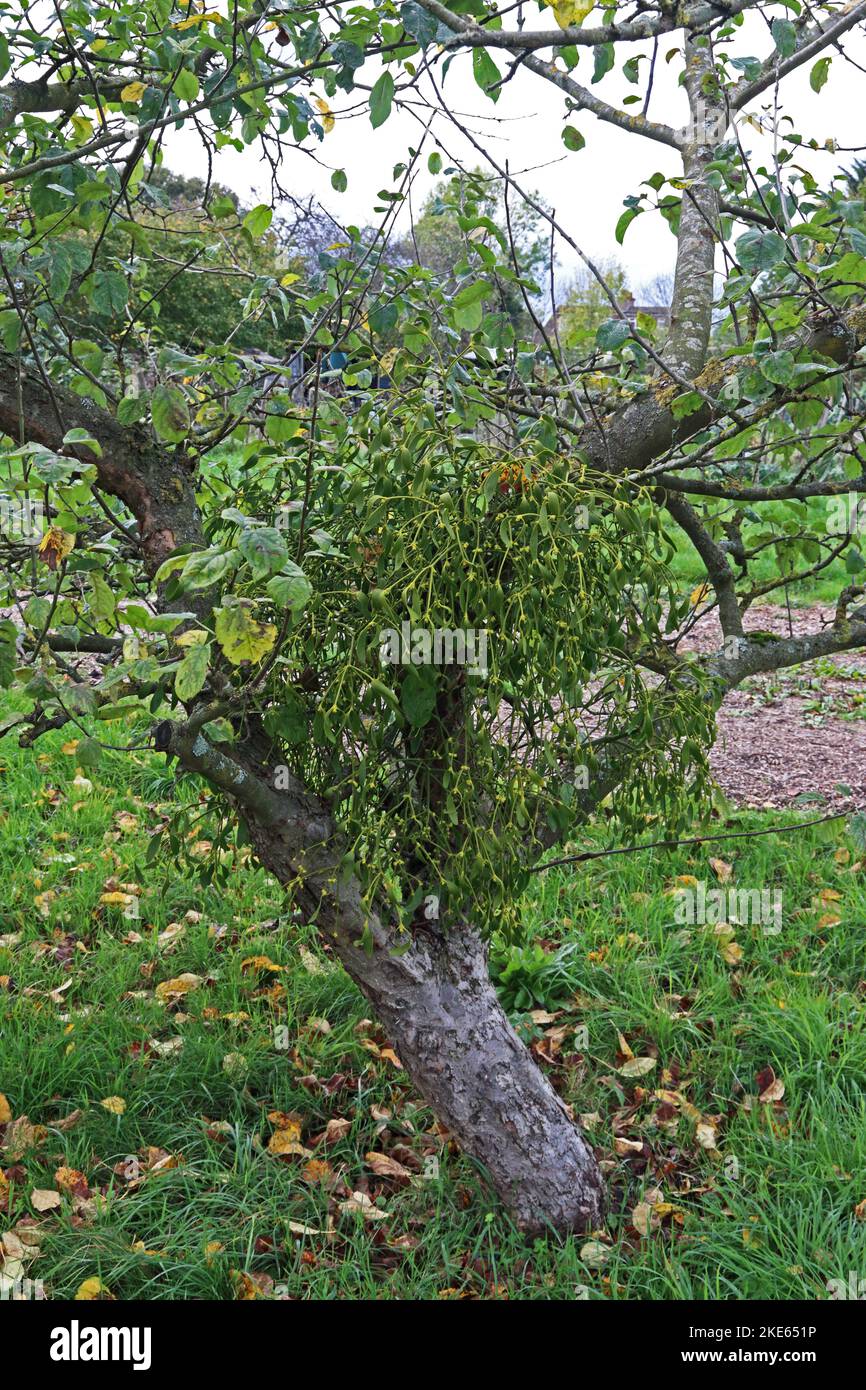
[[2, 0, 866, 1235]]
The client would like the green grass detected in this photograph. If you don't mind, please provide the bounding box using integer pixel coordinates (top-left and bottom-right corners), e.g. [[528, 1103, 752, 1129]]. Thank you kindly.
[[664, 495, 853, 607], [3, 697, 866, 1300]]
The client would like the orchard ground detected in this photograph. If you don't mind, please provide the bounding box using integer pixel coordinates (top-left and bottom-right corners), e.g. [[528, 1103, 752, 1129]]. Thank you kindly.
[[2, 604, 866, 1301]]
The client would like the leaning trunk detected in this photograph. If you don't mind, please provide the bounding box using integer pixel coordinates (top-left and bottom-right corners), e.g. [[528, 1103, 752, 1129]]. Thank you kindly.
[[332, 921, 606, 1236], [243, 794, 604, 1234]]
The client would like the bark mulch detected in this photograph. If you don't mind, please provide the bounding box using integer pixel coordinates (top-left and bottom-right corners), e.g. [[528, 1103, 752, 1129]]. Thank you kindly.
[[682, 605, 866, 811]]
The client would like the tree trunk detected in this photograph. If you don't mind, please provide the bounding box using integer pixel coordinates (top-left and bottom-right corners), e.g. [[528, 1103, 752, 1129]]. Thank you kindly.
[[332, 922, 606, 1236], [187, 748, 606, 1236]]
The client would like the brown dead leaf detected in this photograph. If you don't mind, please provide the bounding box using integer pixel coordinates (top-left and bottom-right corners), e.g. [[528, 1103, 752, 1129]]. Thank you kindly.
[[617, 1056, 656, 1079], [614, 1137, 644, 1156], [30, 1189, 62, 1213], [366, 1151, 413, 1182], [54, 1167, 90, 1198], [322, 1117, 352, 1146], [338, 1191, 388, 1221]]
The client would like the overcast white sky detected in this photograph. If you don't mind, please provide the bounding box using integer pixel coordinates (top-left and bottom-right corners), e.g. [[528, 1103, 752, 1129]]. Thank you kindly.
[[166, 9, 866, 297]]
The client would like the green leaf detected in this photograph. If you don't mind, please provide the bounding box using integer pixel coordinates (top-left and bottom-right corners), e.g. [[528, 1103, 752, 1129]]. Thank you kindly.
[[0, 619, 17, 688], [401, 668, 437, 727], [735, 229, 787, 271], [263, 689, 308, 745], [370, 71, 395, 127], [62, 427, 102, 457], [331, 169, 348, 192], [75, 736, 102, 768], [90, 270, 127, 316], [117, 395, 146, 425], [428, 151, 443, 173], [562, 125, 585, 152], [771, 18, 797, 58], [266, 562, 313, 612], [451, 279, 491, 332], [615, 207, 641, 244], [180, 549, 237, 590], [151, 384, 190, 443], [243, 204, 273, 238], [174, 67, 200, 102], [759, 349, 795, 386], [401, 0, 438, 47], [671, 390, 703, 420], [596, 319, 631, 351], [238, 525, 288, 580], [810, 56, 831, 92], [592, 42, 614, 84], [90, 572, 116, 621], [472, 48, 501, 102], [175, 642, 210, 702]]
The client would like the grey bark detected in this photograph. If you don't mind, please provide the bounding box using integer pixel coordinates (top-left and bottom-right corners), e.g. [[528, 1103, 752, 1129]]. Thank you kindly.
[[166, 721, 606, 1233]]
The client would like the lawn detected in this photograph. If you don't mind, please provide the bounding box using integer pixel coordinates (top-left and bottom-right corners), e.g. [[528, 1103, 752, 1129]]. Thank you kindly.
[[2, 691, 866, 1300]]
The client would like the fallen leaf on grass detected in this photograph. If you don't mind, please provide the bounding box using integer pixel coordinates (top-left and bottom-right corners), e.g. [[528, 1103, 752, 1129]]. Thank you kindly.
[[100, 1096, 126, 1115], [2, 1117, 47, 1159], [321, 1117, 352, 1146], [240, 955, 284, 974], [755, 1066, 785, 1104], [579, 1240, 610, 1268], [75, 1277, 114, 1301], [617, 1056, 656, 1079], [232, 1269, 274, 1299], [614, 1137, 644, 1156], [54, 1168, 90, 1198], [0, 1094, 11, 1124], [155, 972, 203, 1001], [366, 1151, 413, 1181], [30, 1189, 61, 1213], [696, 1122, 718, 1150], [338, 1191, 388, 1221]]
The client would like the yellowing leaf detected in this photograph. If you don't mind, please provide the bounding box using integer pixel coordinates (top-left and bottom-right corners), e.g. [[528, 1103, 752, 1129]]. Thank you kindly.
[[551, 0, 595, 28], [175, 10, 221, 28], [155, 972, 203, 1001], [267, 1129, 309, 1157], [214, 603, 277, 665], [38, 527, 75, 571], [70, 114, 94, 143], [314, 97, 335, 133], [240, 954, 284, 974], [120, 82, 146, 103], [75, 1277, 114, 1301], [0, 1093, 11, 1123], [100, 1095, 126, 1115], [689, 582, 709, 608]]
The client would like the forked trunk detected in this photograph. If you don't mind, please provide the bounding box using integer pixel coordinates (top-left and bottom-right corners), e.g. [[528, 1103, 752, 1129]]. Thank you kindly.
[[333, 922, 606, 1236]]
